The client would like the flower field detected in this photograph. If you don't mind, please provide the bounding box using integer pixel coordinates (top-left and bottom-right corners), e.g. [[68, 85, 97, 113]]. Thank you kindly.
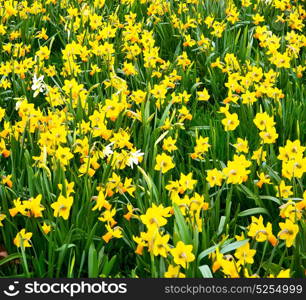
[[0, 0, 305, 278]]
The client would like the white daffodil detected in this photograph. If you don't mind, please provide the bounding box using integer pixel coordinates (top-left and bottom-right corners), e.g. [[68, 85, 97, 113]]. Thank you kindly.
[[127, 149, 144, 169], [31, 74, 46, 97], [102, 143, 114, 158], [15, 99, 23, 110]]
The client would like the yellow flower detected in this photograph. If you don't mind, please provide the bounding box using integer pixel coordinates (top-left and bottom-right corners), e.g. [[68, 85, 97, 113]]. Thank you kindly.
[[276, 180, 293, 198], [296, 191, 306, 211], [269, 51, 291, 69], [98, 208, 117, 227], [130, 90, 147, 104], [0, 213, 6, 226], [140, 204, 172, 229], [42, 222, 51, 235], [58, 180, 75, 196], [278, 140, 305, 162], [170, 241, 195, 268], [36, 27, 48, 40], [234, 242, 256, 266], [252, 13, 264, 25], [241, 91, 257, 104], [55, 146, 74, 167], [178, 106, 192, 122], [253, 112, 275, 131], [150, 84, 167, 106], [259, 126, 278, 144], [106, 174, 136, 197], [9, 198, 27, 217], [282, 157, 306, 180], [0, 138, 10, 158], [164, 265, 185, 278], [244, 269, 259, 278], [211, 21, 226, 38], [279, 201, 302, 222], [183, 34, 196, 47], [189, 193, 208, 212], [256, 172, 271, 188], [294, 65, 305, 79], [269, 269, 291, 278], [123, 204, 138, 221], [152, 233, 170, 258], [179, 172, 197, 192], [220, 258, 240, 278], [92, 190, 111, 211], [154, 153, 175, 173], [241, 0, 251, 7], [221, 113, 240, 131], [36, 46, 50, 61], [210, 247, 223, 273], [23, 194, 45, 218], [133, 235, 147, 255], [165, 180, 182, 197], [89, 14, 102, 30], [252, 147, 267, 164], [278, 219, 299, 247], [205, 16, 215, 28], [162, 137, 178, 153], [197, 88, 210, 101], [123, 61, 137, 76], [51, 194, 73, 220], [2, 174, 13, 188], [226, 4, 239, 24], [177, 51, 191, 70], [206, 168, 223, 187], [102, 225, 122, 243], [191, 136, 210, 159], [233, 138, 249, 153], [223, 154, 251, 184], [0, 107, 5, 121], [247, 215, 278, 246], [14, 229, 32, 248]]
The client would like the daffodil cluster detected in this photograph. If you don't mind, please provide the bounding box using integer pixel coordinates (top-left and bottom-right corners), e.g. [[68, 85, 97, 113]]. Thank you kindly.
[[0, 0, 305, 278]]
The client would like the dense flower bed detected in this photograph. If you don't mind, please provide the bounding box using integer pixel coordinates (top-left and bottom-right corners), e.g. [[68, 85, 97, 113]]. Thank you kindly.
[[0, 0, 305, 278]]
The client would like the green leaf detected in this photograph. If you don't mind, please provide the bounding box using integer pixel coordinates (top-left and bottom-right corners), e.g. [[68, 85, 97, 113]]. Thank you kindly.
[[55, 244, 75, 252], [68, 250, 75, 278], [259, 196, 281, 205], [217, 216, 226, 236], [197, 245, 218, 263], [173, 204, 191, 244], [0, 253, 21, 266], [101, 255, 117, 277], [199, 265, 213, 278], [88, 243, 98, 278], [262, 262, 282, 275], [236, 184, 265, 208], [238, 207, 269, 217], [220, 239, 249, 254]]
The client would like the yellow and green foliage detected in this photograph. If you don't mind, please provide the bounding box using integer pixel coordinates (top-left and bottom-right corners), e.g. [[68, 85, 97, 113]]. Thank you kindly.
[[0, 0, 305, 278]]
